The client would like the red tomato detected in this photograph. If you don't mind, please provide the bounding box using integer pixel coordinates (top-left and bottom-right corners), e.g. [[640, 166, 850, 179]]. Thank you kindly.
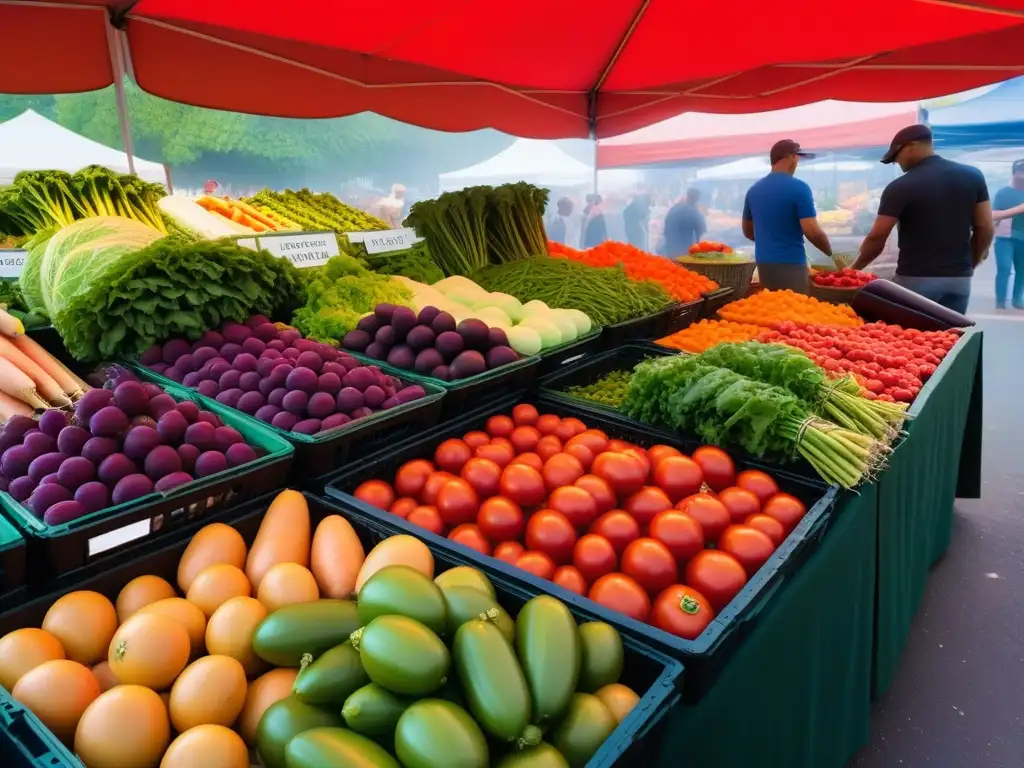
[[648, 510, 704, 564], [494, 541, 524, 565], [566, 430, 609, 457], [589, 510, 641, 555], [553, 417, 587, 442], [676, 494, 731, 544], [744, 513, 786, 546], [474, 442, 514, 468], [512, 403, 539, 426], [762, 493, 807, 534], [542, 453, 585, 491], [736, 469, 779, 506], [354, 480, 395, 511], [407, 505, 445, 535], [535, 414, 561, 435], [394, 459, 434, 499], [389, 497, 417, 519], [421, 471, 456, 505], [516, 550, 556, 580], [564, 443, 595, 471], [510, 452, 544, 472], [436, 479, 480, 527], [572, 534, 617, 583], [647, 444, 682, 468], [717, 486, 761, 525], [685, 550, 748, 612], [574, 475, 616, 515], [718, 525, 775, 576], [606, 439, 631, 453], [462, 430, 491, 450], [624, 486, 673, 526], [692, 446, 735, 492], [525, 509, 577, 564], [592, 452, 647, 498], [621, 538, 678, 596], [548, 485, 599, 530], [499, 464, 546, 507], [510, 426, 541, 454], [552, 566, 588, 595], [486, 415, 515, 438], [490, 436, 515, 452], [621, 447, 652, 481], [434, 439, 473, 474], [477, 497, 525, 542], [448, 523, 492, 555], [535, 435, 563, 462], [653, 455, 704, 503], [651, 585, 715, 640], [460, 457, 502, 498], [588, 573, 651, 622]]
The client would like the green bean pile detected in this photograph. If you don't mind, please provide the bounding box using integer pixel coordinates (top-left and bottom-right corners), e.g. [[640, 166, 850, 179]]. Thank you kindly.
[[472, 257, 671, 326]]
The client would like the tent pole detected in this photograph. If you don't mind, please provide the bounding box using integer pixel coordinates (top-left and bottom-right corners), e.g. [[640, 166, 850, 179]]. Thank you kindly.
[[106, 21, 136, 176], [593, 140, 599, 195]]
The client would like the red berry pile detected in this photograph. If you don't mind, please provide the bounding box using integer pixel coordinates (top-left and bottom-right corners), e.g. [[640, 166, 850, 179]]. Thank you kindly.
[[811, 268, 877, 288]]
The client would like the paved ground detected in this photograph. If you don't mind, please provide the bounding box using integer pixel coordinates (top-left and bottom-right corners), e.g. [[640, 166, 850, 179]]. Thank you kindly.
[[850, 263, 1024, 767]]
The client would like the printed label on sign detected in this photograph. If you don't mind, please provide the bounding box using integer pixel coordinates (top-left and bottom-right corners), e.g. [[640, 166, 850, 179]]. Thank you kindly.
[[349, 228, 419, 254], [257, 232, 339, 268], [0, 249, 27, 279]]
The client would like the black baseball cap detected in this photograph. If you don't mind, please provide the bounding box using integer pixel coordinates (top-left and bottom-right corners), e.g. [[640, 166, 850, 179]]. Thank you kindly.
[[770, 139, 815, 165], [881, 124, 933, 164], [1013, 159, 1024, 174]]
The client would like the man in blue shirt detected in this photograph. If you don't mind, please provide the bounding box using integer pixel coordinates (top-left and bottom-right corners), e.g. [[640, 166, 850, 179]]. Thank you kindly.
[[742, 140, 832, 293], [662, 188, 706, 257], [992, 159, 1024, 310]]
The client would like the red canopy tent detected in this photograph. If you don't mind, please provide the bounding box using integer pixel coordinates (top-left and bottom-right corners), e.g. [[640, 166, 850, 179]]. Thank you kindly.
[[2, 0, 1023, 142]]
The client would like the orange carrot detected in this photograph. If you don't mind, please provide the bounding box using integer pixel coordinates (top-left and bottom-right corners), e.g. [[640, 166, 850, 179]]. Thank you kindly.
[[11, 334, 84, 399], [0, 337, 71, 406]]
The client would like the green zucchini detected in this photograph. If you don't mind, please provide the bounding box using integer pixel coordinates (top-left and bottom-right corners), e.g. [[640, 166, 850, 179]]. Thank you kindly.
[[254, 599, 361, 667], [293, 642, 369, 707], [342, 683, 411, 737], [354, 615, 449, 696], [357, 565, 447, 635], [549, 694, 618, 768], [442, 585, 515, 643], [395, 699, 489, 768], [435, 566, 495, 598], [515, 596, 580, 726], [576, 622, 624, 693], [256, 695, 343, 768], [496, 743, 570, 768], [284, 726, 400, 768]]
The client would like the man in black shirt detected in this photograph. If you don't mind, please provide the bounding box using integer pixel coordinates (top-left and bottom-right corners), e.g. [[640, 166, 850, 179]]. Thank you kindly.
[[853, 125, 994, 314], [662, 188, 706, 258]]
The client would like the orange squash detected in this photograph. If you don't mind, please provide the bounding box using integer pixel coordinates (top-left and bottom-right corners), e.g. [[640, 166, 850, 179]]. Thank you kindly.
[[205, 596, 267, 675], [177, 523, 247, 593], [160, 724, 249, 768], [168, 655, 247, 732], [76, 685, 170, 768], [41, 591, 118, 666], [256, 562, 319, 611], [12, 660, 101, 744], [108, 612, 191, 691], [115, 575, 177, 623], [245, 490, 310, 590], [138, 598, 207, 658], [237, 667, 298, 746], [310, 514, 365, 598], [0, 628, 65, 691], [186, 564, 251, 618], [355, 535, 434, 593]]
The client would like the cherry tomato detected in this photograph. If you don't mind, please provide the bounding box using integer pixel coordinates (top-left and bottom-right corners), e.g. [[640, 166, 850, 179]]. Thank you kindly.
[[486, 415, 515, 437], [762, 493, 807, 534], [624, 486, 673, 526], [652, 455, 704, 503], [511, 452, 544, 472], [448, 523, 492, 555], [717, 486, 761, 525], [542, 453, 585, 491], [353, 479, 395, 511], [549, 485, 599, 530], [692, 446, 735, 492], [460, 457, 502, 499], [572, 534, 617, 583], [554, 417, 587, 442], [553, 565, 588, 595], [646, 444, 682, 467], [676, 493, 731, 543], [535, 435, 563, 462], [516, 550, 556, 580], [499, 464, 546, 507], [575, 474, 616, 515], [407, 505, 445, 535], [564, 443, 595, 471], [494, 540, 524, 565], [621, 538, 678, 596], [462, 430, 491, 450], [474, 442, 514, 468], [477, 496, 525, 542], [434, 439, 473, 474], [436, 478, 480, 527], [744, 513, 786, 546], [525, 509, 577, 564], [421, 471, 456, 505], [648, 510, 704, 564], [510, 426, 542, 454], [389, 497, 417, 519], [592, 452, 647, 498], [394, 459, 434, 499], [588, 573, 651, 622], [566, 430, 609, 457], [736, 469, 780, 506], [651, 585, 715, 640], [685, 550, 748, 612], [718, 525, 775, 576], [589, 510, 641, 555], [535, 414, 561, 435], [512, 403, 539, 426]]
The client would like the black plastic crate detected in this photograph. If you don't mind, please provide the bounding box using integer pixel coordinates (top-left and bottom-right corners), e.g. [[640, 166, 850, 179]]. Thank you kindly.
[[602, 300, 702, 348], [698, 287, 734, 319], [0, 492, 682, 768], [325, 393, 838, 700], [536, 344, 677, 412], [536, 329, 605, 377], [0, 517, 25, 600]]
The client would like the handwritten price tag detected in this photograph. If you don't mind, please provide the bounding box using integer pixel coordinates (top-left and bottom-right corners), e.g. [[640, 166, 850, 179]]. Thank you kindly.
[[348, 228, 419, 254], [254, 232, 339, 268], [0, 249, 27, 279]]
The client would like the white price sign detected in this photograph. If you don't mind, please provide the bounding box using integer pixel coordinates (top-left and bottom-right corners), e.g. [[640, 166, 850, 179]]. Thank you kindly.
[[254, 232, 339, 268], [348, 228, 419, 254], [0, 249, 27, 279]]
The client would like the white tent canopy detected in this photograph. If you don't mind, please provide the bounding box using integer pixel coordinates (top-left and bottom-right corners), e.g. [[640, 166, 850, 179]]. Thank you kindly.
[[696, 156, 874, 181], [0, 110, 168, 186], [439, 139, 593, 191]]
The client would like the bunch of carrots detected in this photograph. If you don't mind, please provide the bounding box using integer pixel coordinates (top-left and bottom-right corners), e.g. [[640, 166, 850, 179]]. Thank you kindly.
[[548, 240, 718, 302], [196, 197, 296, 234], [718, 289, 864, 330], [655, 319, 765, 353], [0, 309, 88, 419]]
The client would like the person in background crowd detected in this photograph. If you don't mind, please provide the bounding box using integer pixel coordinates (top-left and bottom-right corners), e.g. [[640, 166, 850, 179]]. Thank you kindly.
[[203, 179, 220, 196], [582, 193, 607, 249], [742, 140, 832, 293], [662, 187, 706, 257], [622, 191, 650, 249], [992, 159, 1024, 311], [547, 197, 575, 246], [377, 183, 407, 228], [852, 125, 993, 315]]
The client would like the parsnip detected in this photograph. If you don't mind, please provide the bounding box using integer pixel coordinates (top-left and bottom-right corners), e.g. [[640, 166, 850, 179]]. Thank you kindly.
[[10, 334, 84, 399], [0, 338, 72, 407], [0, 357, 49, 410], [0, 391, 34, 420]]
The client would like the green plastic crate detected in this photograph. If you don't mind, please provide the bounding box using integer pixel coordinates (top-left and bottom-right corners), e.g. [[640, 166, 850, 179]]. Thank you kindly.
[[0, 688, 77, 768], [0, 516, 25, 598]]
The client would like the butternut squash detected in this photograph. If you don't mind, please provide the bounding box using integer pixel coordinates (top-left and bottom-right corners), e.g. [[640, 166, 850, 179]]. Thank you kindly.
[[245, 490, 310, 590], [355, 535, 434, 594], [310, 514, 365, 599]]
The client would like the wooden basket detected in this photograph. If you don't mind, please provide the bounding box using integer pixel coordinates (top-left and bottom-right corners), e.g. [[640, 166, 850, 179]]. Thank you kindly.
[[676, 258, 757, 300], [808, 282, 861, 305]]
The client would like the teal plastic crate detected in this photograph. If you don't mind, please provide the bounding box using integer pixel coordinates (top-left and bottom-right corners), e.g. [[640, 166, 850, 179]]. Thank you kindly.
[[0, 516, 25, 598], [0, 688, 77, 768]]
